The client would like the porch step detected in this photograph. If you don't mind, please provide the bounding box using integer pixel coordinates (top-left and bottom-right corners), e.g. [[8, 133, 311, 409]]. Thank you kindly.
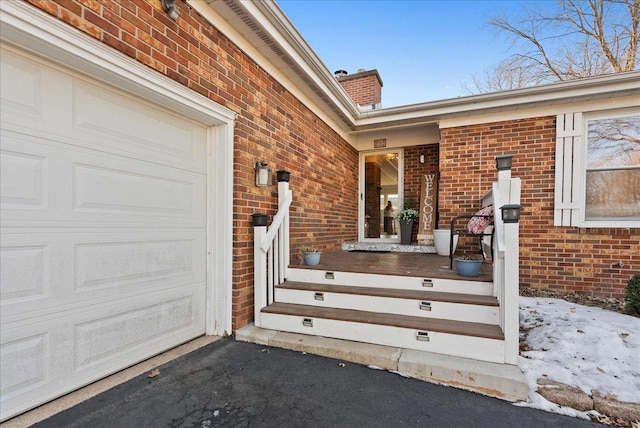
[[277, 281, 498, 306], [287, 268, 494, 296], [275, 281, 499, 323], [260, 303, 505, 363], [262, 303, 504, 340]]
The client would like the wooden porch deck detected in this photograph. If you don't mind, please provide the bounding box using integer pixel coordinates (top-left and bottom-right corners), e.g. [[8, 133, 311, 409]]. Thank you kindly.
[[293, 250, 493, 282]]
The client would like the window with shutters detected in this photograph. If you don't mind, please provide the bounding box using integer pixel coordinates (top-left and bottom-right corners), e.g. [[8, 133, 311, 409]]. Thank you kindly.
[[585, 112, 640, 222], [555, 109, 640, 228]]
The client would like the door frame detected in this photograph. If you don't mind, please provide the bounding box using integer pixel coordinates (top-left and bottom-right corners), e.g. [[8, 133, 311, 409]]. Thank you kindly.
[[358, 149, 404, 242], [1, 1, 236, 337]]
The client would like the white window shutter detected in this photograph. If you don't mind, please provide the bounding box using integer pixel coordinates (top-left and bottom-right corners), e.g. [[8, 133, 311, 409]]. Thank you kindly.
[[554, 113, 584, 226]]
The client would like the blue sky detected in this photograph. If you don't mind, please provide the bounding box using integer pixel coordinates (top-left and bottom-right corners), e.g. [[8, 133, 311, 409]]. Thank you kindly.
[[276, 0, 526, 107]]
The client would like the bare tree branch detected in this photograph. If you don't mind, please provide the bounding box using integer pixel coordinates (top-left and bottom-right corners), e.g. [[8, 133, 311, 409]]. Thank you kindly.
[[469, 0, 639, 94]]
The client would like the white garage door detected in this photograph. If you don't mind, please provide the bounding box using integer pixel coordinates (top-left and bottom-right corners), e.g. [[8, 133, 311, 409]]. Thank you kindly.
[[0, 47, 208, 420]]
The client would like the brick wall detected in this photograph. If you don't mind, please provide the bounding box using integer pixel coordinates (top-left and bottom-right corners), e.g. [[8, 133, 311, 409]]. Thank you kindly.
[[439, 117, 638, 298], [337, 72, 382, 106], [27, 0, 359, 330]]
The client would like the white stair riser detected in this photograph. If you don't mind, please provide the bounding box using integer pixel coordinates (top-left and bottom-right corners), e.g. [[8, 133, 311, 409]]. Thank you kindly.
[[275, 289, 499, 324], [260, 313, 505, 364], [287, 268, 492, 296]]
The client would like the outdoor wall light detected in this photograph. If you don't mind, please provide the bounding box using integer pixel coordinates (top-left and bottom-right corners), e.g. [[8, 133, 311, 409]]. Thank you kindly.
[[501, 204, 521, 223], [161, 0, 180, 20], [255, 160, 272, 187], [495, 154, 513, 171], [419, 153, 425, 164]]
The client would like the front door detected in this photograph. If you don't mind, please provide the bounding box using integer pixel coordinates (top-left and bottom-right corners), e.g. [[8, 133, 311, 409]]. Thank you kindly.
[[359, 150, 403, 242]]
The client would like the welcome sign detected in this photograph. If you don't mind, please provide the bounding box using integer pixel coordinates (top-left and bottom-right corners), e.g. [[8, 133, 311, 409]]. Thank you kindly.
[[417, 173, 438, 245]]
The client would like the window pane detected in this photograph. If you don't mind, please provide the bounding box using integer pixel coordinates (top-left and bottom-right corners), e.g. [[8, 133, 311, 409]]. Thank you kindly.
[[587, 115, 640, 169], [585, 169, 640, 220]]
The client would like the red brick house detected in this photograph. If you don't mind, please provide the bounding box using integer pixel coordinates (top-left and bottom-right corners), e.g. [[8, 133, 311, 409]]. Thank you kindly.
[[1, 0, 638, 420]]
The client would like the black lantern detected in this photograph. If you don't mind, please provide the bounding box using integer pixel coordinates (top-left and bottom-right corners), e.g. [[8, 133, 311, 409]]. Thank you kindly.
[[495, 154, 513, 171], [501, 204, 521, 223], [276, 170, 291, 183], [252, 213, 268, 227]]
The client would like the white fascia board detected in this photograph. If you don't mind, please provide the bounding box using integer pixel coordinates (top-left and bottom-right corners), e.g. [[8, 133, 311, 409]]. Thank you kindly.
[[251, 1, 359, 112], [439, 94, 640, 129], [192, 1, 357, 141], [355, 71, 640, 129]]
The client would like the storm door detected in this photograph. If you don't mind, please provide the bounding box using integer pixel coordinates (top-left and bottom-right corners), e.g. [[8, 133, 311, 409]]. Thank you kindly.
[[359, 149, 404, 242]]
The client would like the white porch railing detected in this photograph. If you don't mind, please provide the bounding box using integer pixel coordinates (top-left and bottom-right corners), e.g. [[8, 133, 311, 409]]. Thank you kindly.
[[252, 171, 291, 327], [483, 156, 522, 365]]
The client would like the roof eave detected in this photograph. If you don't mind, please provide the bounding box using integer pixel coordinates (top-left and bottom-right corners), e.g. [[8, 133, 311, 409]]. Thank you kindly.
[[353, 71, 640, 130], [197, 1, 639, 136]]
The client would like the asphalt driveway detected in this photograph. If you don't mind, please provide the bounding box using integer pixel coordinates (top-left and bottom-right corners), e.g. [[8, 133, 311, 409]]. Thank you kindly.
[[35, 339, 601, 427]]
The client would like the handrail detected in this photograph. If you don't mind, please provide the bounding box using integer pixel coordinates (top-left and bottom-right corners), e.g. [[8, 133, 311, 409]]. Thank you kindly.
[[253, 172, 291, 327], [260, 190, 292, 252]]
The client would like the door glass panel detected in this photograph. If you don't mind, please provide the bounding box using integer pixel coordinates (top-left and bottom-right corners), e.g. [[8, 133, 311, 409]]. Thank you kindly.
[[364, 151, 400, 240]]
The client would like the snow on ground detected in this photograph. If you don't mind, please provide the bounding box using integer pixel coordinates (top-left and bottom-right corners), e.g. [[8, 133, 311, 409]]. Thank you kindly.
[[516, 296, 640, 419]]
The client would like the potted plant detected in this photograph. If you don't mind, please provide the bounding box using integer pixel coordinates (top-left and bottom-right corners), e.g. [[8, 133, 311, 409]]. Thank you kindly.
[[396, 193, 419, 245], [454, 254, 484, 277], [301, 246, 322, 266]]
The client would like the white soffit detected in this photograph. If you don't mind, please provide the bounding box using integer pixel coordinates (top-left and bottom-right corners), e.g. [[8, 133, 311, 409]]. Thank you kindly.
[[194, 0, 358, 139]]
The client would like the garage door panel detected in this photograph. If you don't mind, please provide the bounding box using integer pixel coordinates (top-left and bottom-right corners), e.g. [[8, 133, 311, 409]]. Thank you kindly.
[[0, 148, 47, 211], [73, 294, 198, 370], [1, 46, 210, 421], [1, 231, 206, 319], [0, 46, 53, 126], [1, 130, 206, 226], [1, 47, 206, 173], [72, 80, 207, 172], [1, 288, 204, 418], [0, 332, 50, 399], [0, 243, 50, 305]]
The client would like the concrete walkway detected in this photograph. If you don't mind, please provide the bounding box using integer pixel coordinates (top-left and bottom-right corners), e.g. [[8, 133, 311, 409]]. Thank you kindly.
[[21, 338, 600, 427], [237, 324, 528, 402]]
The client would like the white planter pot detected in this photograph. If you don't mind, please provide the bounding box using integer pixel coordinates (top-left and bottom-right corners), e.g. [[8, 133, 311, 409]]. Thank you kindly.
[[434, 229, 458, 256]]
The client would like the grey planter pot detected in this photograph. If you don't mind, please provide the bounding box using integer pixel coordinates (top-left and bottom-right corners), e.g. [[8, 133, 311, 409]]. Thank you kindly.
[[399, 219, 414, 245]]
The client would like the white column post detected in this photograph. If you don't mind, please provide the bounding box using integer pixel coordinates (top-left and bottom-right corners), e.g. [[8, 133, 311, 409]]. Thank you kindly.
[[277, 171, 291, 281], [502, 215, 520, 364], [252, 213, 268, 327]]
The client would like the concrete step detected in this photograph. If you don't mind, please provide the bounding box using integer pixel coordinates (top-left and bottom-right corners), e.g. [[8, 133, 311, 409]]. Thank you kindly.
[[236, 324, 527, 402], [275, 281, 499, 324]]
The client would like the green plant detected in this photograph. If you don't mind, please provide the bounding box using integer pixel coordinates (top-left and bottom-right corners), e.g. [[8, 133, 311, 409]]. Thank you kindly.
[[403, 193, 417, 210], [396, 193, 419, 222], [300, 246, 320, 254], [455, 254, 484, 261], [396, 208, 419, 222], [625, 273, 640, 316]]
